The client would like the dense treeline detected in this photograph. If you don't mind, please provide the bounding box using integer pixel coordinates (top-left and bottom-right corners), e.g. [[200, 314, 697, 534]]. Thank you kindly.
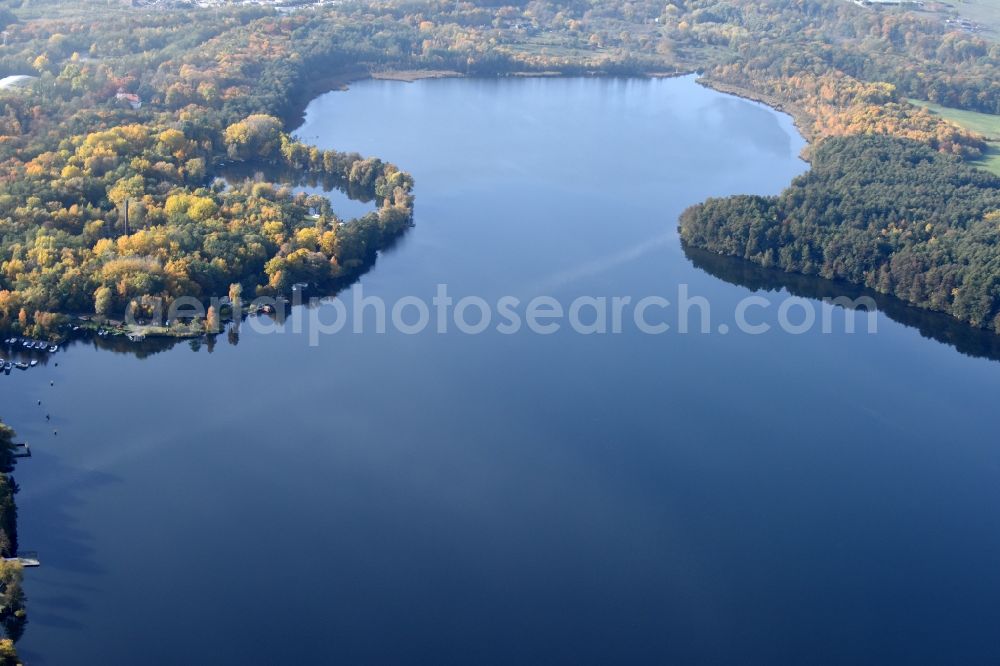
[[0, 423, 16, 557], [680, 135, 1000, 333], [0, 421, 25, 660], [0, 486, 14, 567]]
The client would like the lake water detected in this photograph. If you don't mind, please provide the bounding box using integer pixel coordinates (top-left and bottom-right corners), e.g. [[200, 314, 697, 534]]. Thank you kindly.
[[6, 76, 1000, 664]]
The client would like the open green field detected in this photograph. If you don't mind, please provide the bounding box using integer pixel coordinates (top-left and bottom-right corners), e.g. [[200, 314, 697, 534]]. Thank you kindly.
[[950, 0, 1000, 36], [973, 146, 1000, 177], [925, 0, 1000, 41], [911, 99, 1000, 137], [910, 98, 1000, 176]]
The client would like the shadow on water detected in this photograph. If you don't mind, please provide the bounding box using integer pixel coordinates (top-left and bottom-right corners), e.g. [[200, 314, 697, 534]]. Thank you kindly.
[[214, 162, 377, 206], [31, 152, 414, 361], [19, 450, 118, 578], [88, 335, 184, 359], [0, 334, 190, 361], [14, 450, 120, 662], [45, 229, 404, 360], [684, 245, 1000, 363]]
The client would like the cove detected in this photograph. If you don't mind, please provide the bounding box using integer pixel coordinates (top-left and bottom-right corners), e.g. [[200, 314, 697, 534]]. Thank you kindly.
[[5, 75, 1000, 665]]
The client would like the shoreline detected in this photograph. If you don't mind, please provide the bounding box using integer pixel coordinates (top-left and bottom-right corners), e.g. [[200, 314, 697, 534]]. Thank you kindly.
[[134, 72, 813, 346], [286, 67, 721, 131], [7, 68, 817, 348], [295, 69, 997, 341], [370, 69, 465, 82], [697, 77, 815, 147]]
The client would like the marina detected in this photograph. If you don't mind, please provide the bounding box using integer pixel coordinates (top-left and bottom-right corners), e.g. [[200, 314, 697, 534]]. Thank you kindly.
[[0, 338, 59, 377]]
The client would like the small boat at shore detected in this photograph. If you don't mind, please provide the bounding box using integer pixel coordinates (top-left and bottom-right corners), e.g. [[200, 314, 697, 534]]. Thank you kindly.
[[29, 360, 37, 367]]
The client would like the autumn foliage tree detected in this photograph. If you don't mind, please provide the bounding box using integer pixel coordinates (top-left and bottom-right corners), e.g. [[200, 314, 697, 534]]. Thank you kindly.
[[224, 115, 283, 162]]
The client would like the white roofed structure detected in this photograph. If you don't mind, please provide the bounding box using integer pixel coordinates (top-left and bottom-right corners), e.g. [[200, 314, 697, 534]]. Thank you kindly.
[[0, 75, 38, 90]]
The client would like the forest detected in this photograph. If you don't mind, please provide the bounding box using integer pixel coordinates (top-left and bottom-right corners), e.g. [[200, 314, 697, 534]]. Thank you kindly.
[[680, 135, 1000, 333], [0, 0, 996, 340], [0, 421, 25, 659]]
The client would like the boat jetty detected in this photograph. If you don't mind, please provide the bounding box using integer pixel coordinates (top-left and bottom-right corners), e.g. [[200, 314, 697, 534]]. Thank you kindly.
[[0, 337, 58, 376]]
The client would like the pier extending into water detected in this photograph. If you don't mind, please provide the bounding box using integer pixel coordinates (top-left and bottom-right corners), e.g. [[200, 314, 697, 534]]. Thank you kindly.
[[3, 551, 39, 568]]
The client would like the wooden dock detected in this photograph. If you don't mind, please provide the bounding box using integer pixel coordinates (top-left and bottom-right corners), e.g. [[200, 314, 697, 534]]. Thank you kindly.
[[3, 551, 39, 567]]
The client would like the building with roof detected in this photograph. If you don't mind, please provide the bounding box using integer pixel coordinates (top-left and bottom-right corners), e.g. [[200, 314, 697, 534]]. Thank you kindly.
[[0, 75, 38, 91]]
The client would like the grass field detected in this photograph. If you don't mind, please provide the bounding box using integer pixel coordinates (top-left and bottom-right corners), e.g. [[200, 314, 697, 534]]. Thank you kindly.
[[924, 0, 1000, 41], [910, 98, 1000, 176], [947, 0, 1000, 37]]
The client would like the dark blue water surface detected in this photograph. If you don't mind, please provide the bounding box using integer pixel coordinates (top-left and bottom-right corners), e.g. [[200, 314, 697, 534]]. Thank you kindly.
[[5, 76, 1000, 664]]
